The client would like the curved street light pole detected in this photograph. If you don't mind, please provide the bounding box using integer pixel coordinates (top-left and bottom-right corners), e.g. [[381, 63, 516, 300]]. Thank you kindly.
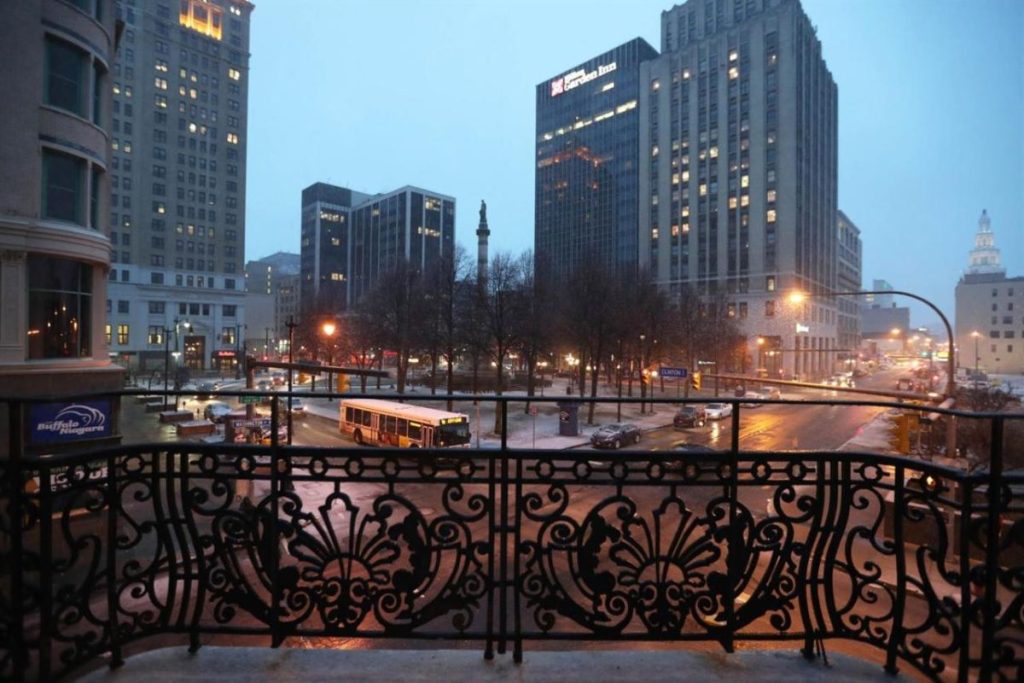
[[791, 288, 958, 457]]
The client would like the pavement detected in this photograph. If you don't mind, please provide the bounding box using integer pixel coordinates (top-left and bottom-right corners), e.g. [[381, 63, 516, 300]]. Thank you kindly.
[[74, 646, 901, 683]]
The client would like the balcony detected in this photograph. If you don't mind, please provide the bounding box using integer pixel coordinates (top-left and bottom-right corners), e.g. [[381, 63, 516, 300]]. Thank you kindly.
[[1, 390, 1021, 682]]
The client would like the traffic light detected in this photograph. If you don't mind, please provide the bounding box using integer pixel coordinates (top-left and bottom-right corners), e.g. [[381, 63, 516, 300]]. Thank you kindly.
[[691, 371, 702, 391]]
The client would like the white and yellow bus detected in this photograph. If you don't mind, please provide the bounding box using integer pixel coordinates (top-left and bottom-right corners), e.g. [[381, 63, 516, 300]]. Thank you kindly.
[[339, 398, 471, 448]]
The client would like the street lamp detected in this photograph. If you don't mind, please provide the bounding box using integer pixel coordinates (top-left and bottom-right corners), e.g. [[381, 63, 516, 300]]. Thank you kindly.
[[321, 321, 337, 400], [971, 330, 981, 378], [790, 288, 958, 456]]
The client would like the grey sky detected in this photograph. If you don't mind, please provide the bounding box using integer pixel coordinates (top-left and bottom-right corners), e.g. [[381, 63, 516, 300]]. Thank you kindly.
[[244, 0, 1023, 325]]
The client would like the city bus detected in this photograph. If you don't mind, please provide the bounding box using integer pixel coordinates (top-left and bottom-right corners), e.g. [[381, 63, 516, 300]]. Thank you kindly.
[[339, 398, 471, 448]]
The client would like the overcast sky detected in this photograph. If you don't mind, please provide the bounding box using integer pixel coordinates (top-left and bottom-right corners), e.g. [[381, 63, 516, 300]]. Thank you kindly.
[[244, 0, 1023, 326]]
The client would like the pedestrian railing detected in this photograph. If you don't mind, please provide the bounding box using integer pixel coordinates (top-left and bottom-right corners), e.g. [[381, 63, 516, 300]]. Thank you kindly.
[[0, 391, 1021, 682]]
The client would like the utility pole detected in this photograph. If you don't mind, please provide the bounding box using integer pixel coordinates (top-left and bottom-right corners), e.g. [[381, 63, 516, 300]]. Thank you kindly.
[[286, 316, 297, 445]]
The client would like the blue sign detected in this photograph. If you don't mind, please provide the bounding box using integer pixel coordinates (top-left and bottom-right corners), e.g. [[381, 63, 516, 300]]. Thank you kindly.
[[29, 400, 113, 445], [659, 367, 688, 379]]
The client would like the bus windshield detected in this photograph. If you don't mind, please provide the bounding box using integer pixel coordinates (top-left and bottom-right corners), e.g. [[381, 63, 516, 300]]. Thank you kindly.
[[436, 421, 471, 446]]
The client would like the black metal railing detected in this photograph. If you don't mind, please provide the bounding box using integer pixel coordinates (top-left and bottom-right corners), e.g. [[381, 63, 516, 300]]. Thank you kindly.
[[0, 391, 1021, 682]]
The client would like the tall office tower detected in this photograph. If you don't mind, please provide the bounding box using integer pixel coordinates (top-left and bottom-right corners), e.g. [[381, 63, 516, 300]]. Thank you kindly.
[[836, 210, 862, 362], [0, 0, 123, 423], [640, 0, 838, 379], [535, 39, 659, 284], [106, 0, 253, 378], [300, 182, 456, 316]]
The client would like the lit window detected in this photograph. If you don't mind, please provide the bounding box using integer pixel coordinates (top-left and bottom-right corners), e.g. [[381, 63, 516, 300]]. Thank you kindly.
[[601, 81, 615, 92], [671, 224, 680, 237], [228, 68, 241, 80], [729, 50, 739, 62], [651, 79, 660, 91], [154, 77, 168, 90], [682, 223, 690, 233], [117, 324, 129, 345], [651, 227, 659, 239], [767, 209, 777, 223], [188, 122, 197, 133], [651, 145, 659, 157], [682, 69, 691, 80], [681, 171, 690, 182], [651, 194, 659, 205], [728, 197, 737, 209], [709, 146, 719, 158], [728, 66, 739, 80], [699, 184, 707, 197], [226, 133, 239, 144], [740, 175, 749, 188], [767, 190, 776, 202], [155, 60, 168, 73], [740, 195, 750, 207], [155, 95, 168, 108]]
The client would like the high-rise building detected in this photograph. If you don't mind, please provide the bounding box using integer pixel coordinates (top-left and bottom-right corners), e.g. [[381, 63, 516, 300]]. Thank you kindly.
[[245, 251, 299, 354], [300, 182, 456, 316], [105, 0, 253, 377], [836, 210, 862, 361], [535, 38, 659, 284], [0, 0, 123, 421], [955, 210, 1022, 374], [641, 0, 838, 380]]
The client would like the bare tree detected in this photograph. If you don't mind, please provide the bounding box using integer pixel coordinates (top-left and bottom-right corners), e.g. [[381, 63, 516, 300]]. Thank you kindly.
[[420, 247, 471, 410], [514, 250, 553, 412], [363, 260, 422, 394], [560, 256, 618, 425], [479, 252, 526, 433]]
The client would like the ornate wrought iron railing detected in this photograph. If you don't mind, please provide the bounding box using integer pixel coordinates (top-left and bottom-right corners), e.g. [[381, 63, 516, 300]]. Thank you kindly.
[[0, 392, 1021, 682]]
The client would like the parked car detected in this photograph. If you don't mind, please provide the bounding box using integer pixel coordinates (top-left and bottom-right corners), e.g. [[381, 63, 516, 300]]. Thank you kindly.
[[675, 443, 721, 456], [271, 372, 286, 386], [203, 401, 233, 423], [673, 406, 708, 428], [704, 402, 733, 420], [590, 423, 642, 449], [195, 382, 217, 399], [257, 379, 272, 391]]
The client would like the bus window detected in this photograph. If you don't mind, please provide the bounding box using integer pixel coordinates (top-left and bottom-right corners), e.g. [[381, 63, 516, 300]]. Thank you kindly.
[[384, 415, 397, 434], [361, 410, 371, 427], [345, 407, 354, 423], [408, 421, 422, 440], [397, 418, 408, 437], [437, 420, 470, 447]]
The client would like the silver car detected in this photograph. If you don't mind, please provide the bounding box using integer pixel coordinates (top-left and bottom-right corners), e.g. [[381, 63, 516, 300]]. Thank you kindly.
[[704, 402, 733, 420]]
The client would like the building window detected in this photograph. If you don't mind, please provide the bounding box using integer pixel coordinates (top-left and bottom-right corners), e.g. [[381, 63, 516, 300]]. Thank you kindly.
[[46, 36, 88, 117], [149, 301, 166, 314], [27, 256, 92, 359], [117, 324, 129, 345], [764, 300, 775, 317], [42, 149, 85, 224], [148, 326, 163, 345], [223, 304, 236, 317], [117, 300, 129, 314]]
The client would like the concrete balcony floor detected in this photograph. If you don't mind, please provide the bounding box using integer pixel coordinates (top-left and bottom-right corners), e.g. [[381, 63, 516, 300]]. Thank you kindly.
[[75, 646, 902, 682]]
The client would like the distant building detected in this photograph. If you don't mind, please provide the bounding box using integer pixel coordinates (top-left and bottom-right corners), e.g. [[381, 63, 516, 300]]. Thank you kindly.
[[299, 182, 455, 316], [836, 211, 862, 362], [245, 252, 298, 353], [0, 0, 123, 417], [106, 0, 254, 377], [955, 210, 1023, 374], [641, 0, 839, 379], [535, 38, 659, 284]]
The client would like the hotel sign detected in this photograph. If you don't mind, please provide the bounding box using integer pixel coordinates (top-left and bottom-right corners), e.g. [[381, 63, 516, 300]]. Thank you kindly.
[[550, 61, 617, 97]]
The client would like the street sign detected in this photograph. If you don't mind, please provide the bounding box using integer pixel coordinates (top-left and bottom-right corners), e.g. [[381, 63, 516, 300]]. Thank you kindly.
[[239, 394, 261, 404], [659, 367, 688, 379]]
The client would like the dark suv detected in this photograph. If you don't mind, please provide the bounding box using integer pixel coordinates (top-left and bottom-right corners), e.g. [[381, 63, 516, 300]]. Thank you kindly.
[[590, 423, 642, 449], [673, 406, 707, 429]]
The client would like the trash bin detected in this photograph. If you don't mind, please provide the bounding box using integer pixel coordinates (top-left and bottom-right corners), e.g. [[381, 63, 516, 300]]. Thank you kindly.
[[557, 401, 580, 437]]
